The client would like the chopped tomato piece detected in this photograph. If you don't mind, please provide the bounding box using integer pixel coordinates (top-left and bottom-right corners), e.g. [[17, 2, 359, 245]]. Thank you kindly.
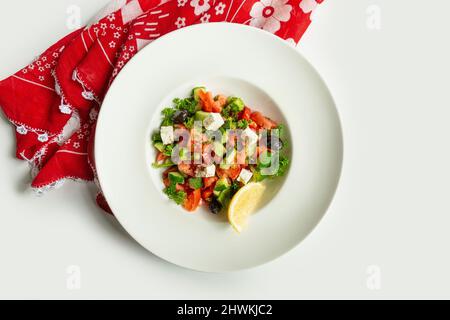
[[250, 111, 278, 129], [183, 189, 201, 212], [217, 165, 241, 180], [176, 184, 186, 192], [215, 95, 228, 108], [178, 163, 195, 176], [163, 177, 170, 187], [198, 90, 223, 113], [156, 152, 167, 163], [240, 107, 252, 121], [201, 187, 214, 201], [203, 176, 218, 188], [249, 121, 259, 130]]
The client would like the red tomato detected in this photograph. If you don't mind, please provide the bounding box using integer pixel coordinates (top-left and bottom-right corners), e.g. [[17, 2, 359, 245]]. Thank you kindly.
[[250, 111, 278, 129], [217, 165, 241, 180], [198, 90, 223, 113], [203, 176, 218, 188], [178, 163, 195, 177], [215, 95, 228, 108], [249, 121, 259, 130], [163, 177, 170, 187], [201, 187, 214, 201], [240, 107, 252, 121], [176, 184, 186, 192], [156, 152, 168, 163], [183, 189, 201, 212]]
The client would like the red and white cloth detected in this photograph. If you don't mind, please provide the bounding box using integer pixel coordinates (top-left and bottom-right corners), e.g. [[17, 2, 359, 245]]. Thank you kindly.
[[0, 0, 324, 213]]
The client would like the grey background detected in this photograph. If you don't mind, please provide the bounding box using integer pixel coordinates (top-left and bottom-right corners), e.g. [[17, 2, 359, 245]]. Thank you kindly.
[[0, 0, 449, 299]]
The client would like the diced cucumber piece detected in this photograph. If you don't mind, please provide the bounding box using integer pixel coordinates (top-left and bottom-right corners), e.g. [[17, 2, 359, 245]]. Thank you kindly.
[[168, 172, 185, 185], [217, 188, 232, 206], [195, 111, 210, 122], [152, 160, 175, 168], [188, 177, 203, 190], [192, 87, 206, 102], [179, 147, 190, 161], [154, 142, 165, 152], [214, 177, 230, 196]]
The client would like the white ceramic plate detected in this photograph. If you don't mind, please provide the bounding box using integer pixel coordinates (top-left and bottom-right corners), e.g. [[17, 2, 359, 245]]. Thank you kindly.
[[95, 23, 343, 272]]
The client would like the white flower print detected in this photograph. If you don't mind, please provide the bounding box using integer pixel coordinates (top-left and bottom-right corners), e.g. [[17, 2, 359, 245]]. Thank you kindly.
[[190, 0, 211, 16], [249, 0, 293, 34], [175, 17, 186, 29], [45, 63, 51, 69], [200, 13, 211, 23], [110, 24, 116, 29], [117, 61, 124, 68], [178, 0, 188, 7], [215, 2, 226, 15], [78, 134, 84, 140], [36, 61, 42, 66], [73, 142, 80, 149], [100, 23, 107, 29], [128, 34, 134, 40], [16, 125, 28, 135], [93, 27, 99, 34], [300, 0, 318, 14], [52, 52, 59, 58], [38, 67, 45, 72], [107, 14, 115, 22], [129, 46, 135, 52], [109, 41, 116, 48], [123, 28, 128, 33], [114, 32, 121, 39], [123, 52, 130, 60], [59, 104, 71, 114], [39, 76, 45, 82], [83, 124, 89, 129], [22, 69, 28, 74], [42, 56, 47, 62], [38, 133, 49, 143]]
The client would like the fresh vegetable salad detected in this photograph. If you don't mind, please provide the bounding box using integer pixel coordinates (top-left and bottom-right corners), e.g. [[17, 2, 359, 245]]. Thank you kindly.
[[152, 86, 289, 216]]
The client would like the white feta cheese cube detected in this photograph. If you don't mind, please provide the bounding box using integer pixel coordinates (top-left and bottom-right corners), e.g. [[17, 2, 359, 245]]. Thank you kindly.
[[238, 168, 253, 184], [195, 164, 216, 178], [203, 113, 224, 131], [241, 127, 258, 146], [160, 126, 174, 145]]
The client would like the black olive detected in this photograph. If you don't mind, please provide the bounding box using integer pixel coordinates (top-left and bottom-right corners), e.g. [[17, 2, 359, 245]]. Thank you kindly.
[[209, 198, 223, 214], [172, 110, 189, 124]]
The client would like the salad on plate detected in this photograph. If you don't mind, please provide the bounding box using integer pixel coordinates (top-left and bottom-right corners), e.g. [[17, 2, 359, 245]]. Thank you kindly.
[[151, 86, 289, 232]]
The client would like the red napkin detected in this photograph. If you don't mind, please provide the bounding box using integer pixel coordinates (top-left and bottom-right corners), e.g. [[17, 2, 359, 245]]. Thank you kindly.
[[0, 0, 324, 212]]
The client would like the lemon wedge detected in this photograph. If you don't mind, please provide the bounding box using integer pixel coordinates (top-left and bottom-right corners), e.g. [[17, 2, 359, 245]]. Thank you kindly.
[[227, 182, 266, 233]]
